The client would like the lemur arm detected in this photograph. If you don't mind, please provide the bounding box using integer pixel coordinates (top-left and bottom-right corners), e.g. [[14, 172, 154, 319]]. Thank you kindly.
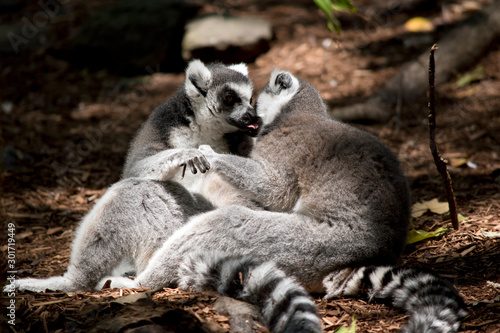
[[123, 148, 211, 181], [198, 145, 295, 209]]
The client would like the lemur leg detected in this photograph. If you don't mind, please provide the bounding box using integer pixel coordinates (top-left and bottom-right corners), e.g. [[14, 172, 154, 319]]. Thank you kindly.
[[130, 205, 395, 291], [13, 178, 213, 292]]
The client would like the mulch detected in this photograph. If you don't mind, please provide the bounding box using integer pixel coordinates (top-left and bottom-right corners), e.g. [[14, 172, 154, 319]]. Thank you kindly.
[[1, 0, 499, 332]]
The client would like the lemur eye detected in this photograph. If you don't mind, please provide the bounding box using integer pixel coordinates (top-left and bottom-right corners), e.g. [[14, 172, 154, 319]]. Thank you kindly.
[[224, 94, 235, 105]]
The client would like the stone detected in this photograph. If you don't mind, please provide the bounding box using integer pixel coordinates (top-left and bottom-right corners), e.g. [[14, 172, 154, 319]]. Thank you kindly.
[[68, 0, 200, 75], [182, 14, 272, 64]]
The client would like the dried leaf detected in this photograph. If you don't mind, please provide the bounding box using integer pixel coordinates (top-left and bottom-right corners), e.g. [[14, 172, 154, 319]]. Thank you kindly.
[[405, 17, 434, 32], [412, 198, 449, 218], [486, 281, 500, 289], [15, 231, 34, 240], [449, 157, 468, 168], [111, 287, 161, 305], [407, 228, 450, 245], [443, 213, 467, 222], [47, 227, 63, 235], [466, 160, 478, 169], [112, 291, 149, 305], [481, 230, 500, 238]]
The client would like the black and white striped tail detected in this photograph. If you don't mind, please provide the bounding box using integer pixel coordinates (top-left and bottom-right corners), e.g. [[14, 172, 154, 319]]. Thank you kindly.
[[178, 253, 322, 333], [329, 266, 468, 333]]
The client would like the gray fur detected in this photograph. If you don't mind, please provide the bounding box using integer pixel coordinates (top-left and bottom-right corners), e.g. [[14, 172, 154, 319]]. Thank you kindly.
[[122, 70, 464, 332], [6, 60, 261, 292]]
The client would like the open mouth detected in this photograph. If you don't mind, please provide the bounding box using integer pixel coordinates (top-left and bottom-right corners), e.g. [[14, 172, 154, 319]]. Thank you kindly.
[[243, 118, 262, 137], [228, 117, 262, 137]]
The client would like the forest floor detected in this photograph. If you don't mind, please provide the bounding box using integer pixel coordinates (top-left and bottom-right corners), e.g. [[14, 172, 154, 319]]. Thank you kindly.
[[1, 0, 499, 332]]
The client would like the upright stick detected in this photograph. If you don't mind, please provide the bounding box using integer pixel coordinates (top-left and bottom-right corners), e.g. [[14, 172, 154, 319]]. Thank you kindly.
[[428, 44, 459, 230]]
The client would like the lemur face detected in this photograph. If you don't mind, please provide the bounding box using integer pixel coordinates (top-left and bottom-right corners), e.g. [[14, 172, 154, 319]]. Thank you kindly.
[[214, 81, 262, 137], [185, 60, 262, 137], [255, 70, 300, 126]]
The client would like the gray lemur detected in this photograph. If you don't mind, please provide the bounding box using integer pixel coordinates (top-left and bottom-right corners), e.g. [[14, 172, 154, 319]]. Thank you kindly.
[[6, 60, 262, 293], [112, 70, 466, 332]]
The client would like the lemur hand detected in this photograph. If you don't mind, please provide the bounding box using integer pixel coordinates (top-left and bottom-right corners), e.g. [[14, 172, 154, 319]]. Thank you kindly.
[[172, 148, 210, 176]]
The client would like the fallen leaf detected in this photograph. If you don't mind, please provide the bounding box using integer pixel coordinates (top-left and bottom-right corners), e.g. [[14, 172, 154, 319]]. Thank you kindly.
[[481, 230, 500, 238], [407, 228, 449, 245], [412, 198, 449, 218], [455, 65, 486, 88], [405, 17, 434, 32], [466, 160, 478, 169], [443, 213, 467, 222], [47, 227, 63, 235], [449, 157, 468, 168], [111, 287, 162, 305], [112, 291, 149, 305], [15, 231, 34, 240], [334, 315, 356, 333], [486, 281, 500, 289]]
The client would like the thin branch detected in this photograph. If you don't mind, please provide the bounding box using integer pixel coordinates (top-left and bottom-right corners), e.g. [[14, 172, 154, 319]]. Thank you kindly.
[[428, 44, 459, 230]]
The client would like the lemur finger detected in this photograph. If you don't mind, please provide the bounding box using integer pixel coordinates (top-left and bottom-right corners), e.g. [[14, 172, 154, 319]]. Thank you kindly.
[[198, 155, 211, 173], [188, 160, 198, 174], [193, 156, 209, 173], [190, 156, 207, 174]]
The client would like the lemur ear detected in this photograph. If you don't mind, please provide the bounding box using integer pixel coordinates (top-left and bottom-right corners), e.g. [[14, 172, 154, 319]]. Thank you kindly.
[[270, 69, 293, 93], [185, 60, 212, 98], [228, 63, 249, 77], [275, 72, 293, 90]]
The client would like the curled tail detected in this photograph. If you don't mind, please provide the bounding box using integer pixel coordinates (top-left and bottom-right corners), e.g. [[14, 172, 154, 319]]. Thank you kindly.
[[179, 253, 322, 333], [326, 266, 468, 333]]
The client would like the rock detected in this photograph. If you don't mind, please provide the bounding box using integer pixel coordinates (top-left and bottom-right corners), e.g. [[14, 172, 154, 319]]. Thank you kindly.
[[213, 296, 265, 333], [182, 14, 272, 64], [67, 0, 200, 75]]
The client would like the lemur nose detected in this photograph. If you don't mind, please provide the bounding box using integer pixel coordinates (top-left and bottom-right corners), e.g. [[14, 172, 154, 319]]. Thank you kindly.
[[244, 110, 258, 123]]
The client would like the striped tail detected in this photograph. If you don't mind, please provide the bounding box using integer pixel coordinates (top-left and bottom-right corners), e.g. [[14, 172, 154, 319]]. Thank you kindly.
[[326, 266, 468, 333], [178, 253, 322, 333]]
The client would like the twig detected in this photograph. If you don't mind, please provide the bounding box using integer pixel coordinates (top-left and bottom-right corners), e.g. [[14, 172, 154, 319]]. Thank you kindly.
[[428, 44, 459, 230]]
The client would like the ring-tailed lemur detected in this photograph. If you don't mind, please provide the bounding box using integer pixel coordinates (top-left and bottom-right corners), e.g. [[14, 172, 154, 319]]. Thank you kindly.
[[5, 60, 262, 293], [115, 70, 466, 332]]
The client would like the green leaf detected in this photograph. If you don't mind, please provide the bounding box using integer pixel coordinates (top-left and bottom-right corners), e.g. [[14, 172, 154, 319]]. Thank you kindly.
[[334, 315, 356, 333], [313, 0, 356, 32], [313, 0, 332, 13], [455, 65, 486, 88], [407, 228, 450, 245]]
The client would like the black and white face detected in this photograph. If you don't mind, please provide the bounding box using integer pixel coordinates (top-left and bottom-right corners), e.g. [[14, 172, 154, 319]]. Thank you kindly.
[[184, 60, 262, 136], [255, 69, 300, 127], [211, 81, 261, 137]]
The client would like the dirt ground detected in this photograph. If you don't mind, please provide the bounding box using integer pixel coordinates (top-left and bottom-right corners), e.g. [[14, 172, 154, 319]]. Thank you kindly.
[[1, 0, 499, 332]]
